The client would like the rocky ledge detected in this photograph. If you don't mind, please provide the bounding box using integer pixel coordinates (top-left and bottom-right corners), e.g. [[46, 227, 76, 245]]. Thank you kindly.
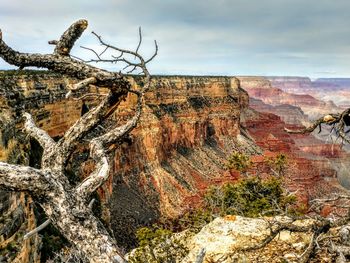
[[127, 215, 343, 263]]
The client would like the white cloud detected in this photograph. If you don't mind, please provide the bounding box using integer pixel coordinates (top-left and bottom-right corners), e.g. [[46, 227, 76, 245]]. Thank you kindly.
[[1, 0, 350, 77]]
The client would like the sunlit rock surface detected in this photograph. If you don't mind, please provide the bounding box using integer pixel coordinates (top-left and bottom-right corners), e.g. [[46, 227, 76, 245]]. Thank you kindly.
[[128, 215, 337, 263], [0, 71, 349, 257]]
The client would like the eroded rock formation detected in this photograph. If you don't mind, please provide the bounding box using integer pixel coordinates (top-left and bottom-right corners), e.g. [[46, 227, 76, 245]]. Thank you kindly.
[[127, 215, 343, 263], [239, 76, 342, 120], [0, 71, 348, 259]]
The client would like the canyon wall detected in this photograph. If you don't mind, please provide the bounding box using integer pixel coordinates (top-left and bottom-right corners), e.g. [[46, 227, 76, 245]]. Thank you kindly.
[[0, 72, 255, 252], [268, 76, 350, 108], [0, 72, 75, 262], [0, 71, 348, 258], [239, 76, 341, 119], [239, 76, 350, 198]]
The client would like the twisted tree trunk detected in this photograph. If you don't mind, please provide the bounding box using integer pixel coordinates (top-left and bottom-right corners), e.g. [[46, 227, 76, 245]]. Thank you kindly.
[[0, 19, 156, 262]]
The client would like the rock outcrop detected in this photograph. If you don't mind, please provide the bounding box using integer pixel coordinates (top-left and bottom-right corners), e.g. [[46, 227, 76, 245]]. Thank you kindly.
[[0, 71, 348, 258], [127, 215, 339, 263], [0, 71, 256, 251]]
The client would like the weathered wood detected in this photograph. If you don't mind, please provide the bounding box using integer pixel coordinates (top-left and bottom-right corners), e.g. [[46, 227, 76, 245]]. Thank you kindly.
[[0, 162, 51, 194], [54, 19, 88, 56], [0, 19, 159, 262]]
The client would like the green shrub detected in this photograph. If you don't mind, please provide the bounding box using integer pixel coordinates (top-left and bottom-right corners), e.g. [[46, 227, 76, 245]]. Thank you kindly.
[[136, 225, 173, 247], [265, 153, 288, 176], [226, 152, 252, 174], [204, 176, 296, 218]]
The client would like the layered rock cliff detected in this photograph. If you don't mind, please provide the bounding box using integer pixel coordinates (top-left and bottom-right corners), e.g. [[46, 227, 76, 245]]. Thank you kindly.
[[268, 76, 350, 109], [239, 76, 350, 196], [0, 71, 256, 252], [239, 76, 342, 120], [0, 71, 348, 259]]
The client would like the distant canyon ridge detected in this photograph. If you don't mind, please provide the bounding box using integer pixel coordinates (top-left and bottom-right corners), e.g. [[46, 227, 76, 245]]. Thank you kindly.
[[0, 71, 349, 262]]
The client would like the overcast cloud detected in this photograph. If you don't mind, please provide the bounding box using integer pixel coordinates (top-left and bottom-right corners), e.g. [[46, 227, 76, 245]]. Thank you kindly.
[[1, 0, 350, 78]]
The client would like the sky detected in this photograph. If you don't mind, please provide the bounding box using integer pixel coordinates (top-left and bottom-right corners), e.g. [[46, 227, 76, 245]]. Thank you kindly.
[[1, 0, 350, 78]]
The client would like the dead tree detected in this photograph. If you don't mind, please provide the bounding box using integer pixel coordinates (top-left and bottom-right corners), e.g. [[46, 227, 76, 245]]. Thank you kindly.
[[284, 108, 350, 144], [0, 19, 157, 262], [282, 109, 350, 261]]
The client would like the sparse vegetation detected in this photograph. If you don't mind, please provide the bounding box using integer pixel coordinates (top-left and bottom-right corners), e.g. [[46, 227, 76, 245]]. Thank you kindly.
[[265, 153, 288, 176], [136, 176, 298, 241], [136, 225, 173, 247], [204, 176, 297, 218], [226, 151, 252, 174]]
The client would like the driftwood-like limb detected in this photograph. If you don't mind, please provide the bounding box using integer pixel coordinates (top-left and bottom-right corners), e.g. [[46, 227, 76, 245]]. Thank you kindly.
[[75, 93, 142, 200], [285, 108, 350, 144], [299, 232, 317, 263], [24, 219, 51, 240], [75, 140, 109, 199], [88, 198, 96, 210], [57, 90, 127, 168], [0, 19, 157, 263], [0, 23, 128, 85], [241, 220, 316, 252], [0, 162, 50, 193], [66, 76, 97, 98], [54, 19, 88, 56], [284, 114, 339, 134], [48, 40, 58, 45], [23, 112, 56, 153]]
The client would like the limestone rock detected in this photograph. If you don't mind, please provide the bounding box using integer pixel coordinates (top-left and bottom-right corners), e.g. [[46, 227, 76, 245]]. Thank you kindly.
[[182, 216, 314, 263], [127, 216, 327, 263]]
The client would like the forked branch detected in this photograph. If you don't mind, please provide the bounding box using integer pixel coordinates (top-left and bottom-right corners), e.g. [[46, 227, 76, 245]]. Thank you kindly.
[[285, 108, 350, 144], [0, 19, 157, 263], [0, 162, 50, 193]]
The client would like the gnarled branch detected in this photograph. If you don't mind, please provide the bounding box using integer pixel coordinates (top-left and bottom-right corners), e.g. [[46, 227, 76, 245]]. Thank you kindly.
[[24, 219, 51, 240], [54, 19, 88, 56], [23, 112, 56, 154], [0, 162, 51, 193], [0, 19, 157, 263], [285, 108, 350, 144]]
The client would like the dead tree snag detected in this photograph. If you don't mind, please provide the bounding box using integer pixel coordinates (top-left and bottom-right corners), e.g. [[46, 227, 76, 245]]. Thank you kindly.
[[0, 19, 157, 262]]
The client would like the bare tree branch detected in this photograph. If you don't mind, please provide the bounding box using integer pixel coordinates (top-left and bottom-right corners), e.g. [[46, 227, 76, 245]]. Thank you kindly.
[[285, 108, 350, 144], [66, 76, 97, 98], [0, 162, 50, 193], [54, 19, 88, 56], [0, 19, 157, 263], [23, 112, 56, 151], [24, 219, 51, 240]]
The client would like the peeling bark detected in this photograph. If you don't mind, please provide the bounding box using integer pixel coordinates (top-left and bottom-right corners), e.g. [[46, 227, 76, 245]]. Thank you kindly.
[[0, 19, 156, 262]]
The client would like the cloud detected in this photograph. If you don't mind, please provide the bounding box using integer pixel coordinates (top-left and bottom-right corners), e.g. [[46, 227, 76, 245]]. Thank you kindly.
[[1, 0, 350, 77]]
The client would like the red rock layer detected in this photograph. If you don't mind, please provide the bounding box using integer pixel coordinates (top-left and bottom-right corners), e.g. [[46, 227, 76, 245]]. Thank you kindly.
[[238, 76, 341, 119], [241, 107, 348, 206]]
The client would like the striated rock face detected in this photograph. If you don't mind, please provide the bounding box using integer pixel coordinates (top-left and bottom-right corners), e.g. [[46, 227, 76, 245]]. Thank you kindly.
[[240, 106, 349, 204], [0, 71, 254, 250], [239, 76, 342, 120], [239, 76, 350, 200], [268, 76, 350, 109], [109, 76, 256, 246], [0, 71, 348, 255], [249, 97, 309, 126], [267, 76, 314, 93], [114, 76, 249, 215]]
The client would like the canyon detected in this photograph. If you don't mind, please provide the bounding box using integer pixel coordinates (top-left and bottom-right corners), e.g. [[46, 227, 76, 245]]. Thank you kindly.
[[0, 71, 349, 261]]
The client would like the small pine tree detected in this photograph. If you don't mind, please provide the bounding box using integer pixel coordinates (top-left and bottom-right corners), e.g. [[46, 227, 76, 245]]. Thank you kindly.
[[226, 152, 252, 175]]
